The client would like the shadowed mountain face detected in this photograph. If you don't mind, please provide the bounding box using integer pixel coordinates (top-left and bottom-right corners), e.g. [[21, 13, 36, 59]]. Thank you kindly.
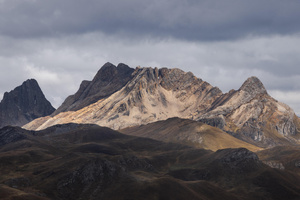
[[23, 63, 300, 148], [52, 62, 134, 115], [0, 79, 55, 128], [1, 124, 300, 200]]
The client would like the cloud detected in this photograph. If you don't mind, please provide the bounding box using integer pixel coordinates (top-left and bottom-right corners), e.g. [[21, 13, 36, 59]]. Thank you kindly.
[[1, 0, 300, 41], [1, 33, 300, 101], [25, 65, 60, 84], [0, 0, 300, 114], [21, 59, 95, 108], [269, 90, 300, 116]]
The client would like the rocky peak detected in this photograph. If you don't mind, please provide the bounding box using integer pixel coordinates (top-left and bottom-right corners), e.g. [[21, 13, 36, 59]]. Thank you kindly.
[[159, 68, 198, 91], [92, 62, 117, 82], [0, 79, 55, 128], [198, 75, 300, 147], [25, 64, 223, 131], [2, 79, 39, 100], [239, 76, 267, 95], [117, 63, 133, 74], [93, 62, 133, 82], [22, 65, 300, 149], [52, 62, 135, 114], [127, 67, 206, 93]]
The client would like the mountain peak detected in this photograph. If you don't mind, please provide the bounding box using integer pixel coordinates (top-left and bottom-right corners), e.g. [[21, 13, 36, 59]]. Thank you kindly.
[[3, 79, 39, 99], [23, 63, 300, 148], [93, 62, 117, 82], [23, 78, 38, 87], [25, 64, 223, 130], [52, 62, 134, 114], [93, 62, 133, 82], [239, 76, 267, 95], [0, 79, 55, 128]]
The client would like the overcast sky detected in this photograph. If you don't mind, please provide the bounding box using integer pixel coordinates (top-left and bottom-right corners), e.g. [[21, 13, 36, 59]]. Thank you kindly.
[[1, 0, 300, 115]]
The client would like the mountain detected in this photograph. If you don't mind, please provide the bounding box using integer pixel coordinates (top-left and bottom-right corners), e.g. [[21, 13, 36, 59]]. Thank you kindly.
[[23, 63, 300, 147], [121, 117, 261, 152], [0, 79, 55, 128], [1, 124, 300, 200], [52, 62, 134, 115], [24, 63, 222, 130], [198, 76, 300, 147]]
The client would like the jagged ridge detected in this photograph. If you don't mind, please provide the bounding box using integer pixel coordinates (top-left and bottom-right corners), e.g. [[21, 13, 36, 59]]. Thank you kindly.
[[198, 77, 300, 147], [24, 64, 222, 130], [53, 62, 134, 115], [23, 63, 300, 148]]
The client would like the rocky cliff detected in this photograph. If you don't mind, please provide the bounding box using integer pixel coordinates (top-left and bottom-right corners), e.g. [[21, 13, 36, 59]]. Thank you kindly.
[[0, 79, 55, 127], [23, 63, 300, 147], [198, 76, 300, 147], [52, 62, 134, 115], [24, 63, 222, 130]]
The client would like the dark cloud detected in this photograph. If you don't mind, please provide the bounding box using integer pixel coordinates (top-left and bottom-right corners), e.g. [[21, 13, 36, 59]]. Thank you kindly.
[[1, 0, 300, 40]]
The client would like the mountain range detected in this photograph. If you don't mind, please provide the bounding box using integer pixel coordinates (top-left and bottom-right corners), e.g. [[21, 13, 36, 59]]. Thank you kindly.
[[1, 62, 300, 199], [23, 62, 300, 148]]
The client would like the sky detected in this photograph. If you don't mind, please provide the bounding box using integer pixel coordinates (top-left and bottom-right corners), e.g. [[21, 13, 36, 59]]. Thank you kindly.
[[0, 0, 300, 115]]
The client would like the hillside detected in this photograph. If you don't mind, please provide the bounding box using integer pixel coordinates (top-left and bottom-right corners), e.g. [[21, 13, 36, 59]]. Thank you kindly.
[[1, 124, 300, 200], [121, 117, 261, 152]]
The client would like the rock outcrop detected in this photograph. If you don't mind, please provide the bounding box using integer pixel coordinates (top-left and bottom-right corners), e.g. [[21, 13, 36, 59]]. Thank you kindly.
[[0, 79, 55, 128]]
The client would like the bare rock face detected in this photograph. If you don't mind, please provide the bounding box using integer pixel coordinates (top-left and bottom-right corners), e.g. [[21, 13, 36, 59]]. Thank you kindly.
[[198, 76, 300, 147], [53, 62, 134, 115], [239, 76, 267, 95], [24, 64, 222, 130], [23, 64, 300, 148], [0, 79, 55, 128]]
